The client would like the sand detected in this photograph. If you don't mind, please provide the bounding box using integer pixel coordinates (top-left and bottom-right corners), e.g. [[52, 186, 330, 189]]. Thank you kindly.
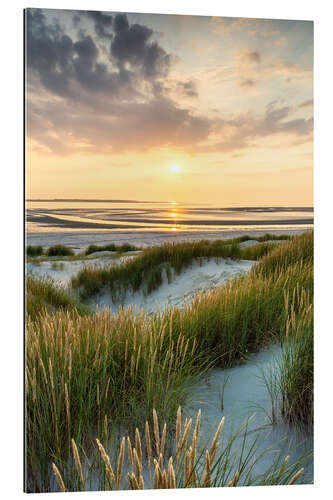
[[26, 253, 138, 286], [91, 258, 254, 314], [185, 344, 313, 482]]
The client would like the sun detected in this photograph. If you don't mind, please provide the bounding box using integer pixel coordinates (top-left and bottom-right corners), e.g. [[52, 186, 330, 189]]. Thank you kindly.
[[170, 164, 181, 174]]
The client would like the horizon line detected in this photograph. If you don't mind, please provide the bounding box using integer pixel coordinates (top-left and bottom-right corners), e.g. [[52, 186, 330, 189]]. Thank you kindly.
[[26, 199, 314, 209]]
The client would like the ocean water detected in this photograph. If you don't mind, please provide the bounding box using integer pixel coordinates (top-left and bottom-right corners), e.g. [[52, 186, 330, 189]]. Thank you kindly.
[[26, 200, 313, 233]]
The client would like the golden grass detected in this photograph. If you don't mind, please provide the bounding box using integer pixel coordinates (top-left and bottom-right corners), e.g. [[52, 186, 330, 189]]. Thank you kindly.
[[51, 407, 305, 491]]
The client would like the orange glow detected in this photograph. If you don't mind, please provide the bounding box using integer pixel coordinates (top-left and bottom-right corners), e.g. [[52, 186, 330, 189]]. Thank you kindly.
[[25, 12, 313, 206]]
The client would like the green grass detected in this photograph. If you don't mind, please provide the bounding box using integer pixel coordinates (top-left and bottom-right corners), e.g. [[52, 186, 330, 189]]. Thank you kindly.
[[85, 243, 139, 255], [25, 231, 313, 492], [26, 305, 208, 491], [250, 231, 313, 278], [27, 245, 44, 257], [26, 275, 91, 320], [277, 289, 313, 430], [71, 236, 287, 300], [46, 245, 74, 257], [26, 243, 140, 264]]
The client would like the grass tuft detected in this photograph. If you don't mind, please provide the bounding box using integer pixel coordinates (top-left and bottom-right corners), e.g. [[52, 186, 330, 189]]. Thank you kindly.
[[27, 245, 44, 257], [46, 245, 74, 257], [50, 407, 309, 492], [85, 243, 139, 255], [26, 275, 91, 320]]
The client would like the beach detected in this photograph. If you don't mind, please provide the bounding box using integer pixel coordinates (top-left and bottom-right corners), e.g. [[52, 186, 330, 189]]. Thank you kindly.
[[26, 227, 314, 491]]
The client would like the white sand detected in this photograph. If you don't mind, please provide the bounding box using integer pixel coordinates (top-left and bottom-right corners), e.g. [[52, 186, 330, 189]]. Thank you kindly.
[[238, 239, 287, 248], [73, 345, 312, 492], [90, 258, 255, 314], [26, 257, 112, 285], [185, 344, 313, 482], [26, 253, 138, 286]]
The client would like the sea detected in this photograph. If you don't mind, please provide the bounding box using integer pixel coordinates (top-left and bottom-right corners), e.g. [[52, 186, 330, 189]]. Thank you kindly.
[[26, 200, 313, 249]]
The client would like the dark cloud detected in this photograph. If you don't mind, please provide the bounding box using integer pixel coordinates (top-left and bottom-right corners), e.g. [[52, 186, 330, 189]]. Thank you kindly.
[[176, 80, 198, 98], [26, 8, 212, 155], [85, 11, 113, 39], [26, 9, 312, 157], [72, 14, 81, 28], [26, 8, 171, 100], [111, 14, 171, 78]]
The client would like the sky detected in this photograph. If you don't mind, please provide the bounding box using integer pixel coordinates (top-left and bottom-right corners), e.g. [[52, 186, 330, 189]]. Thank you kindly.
[[25, 8, 313, 205]]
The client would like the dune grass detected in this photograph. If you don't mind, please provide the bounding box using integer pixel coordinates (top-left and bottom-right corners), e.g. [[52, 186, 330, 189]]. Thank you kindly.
[[50, 407, 308, 493], [25, 231, 313, 492], [85, 243, 139, 255], [25, 306, 208, 491], [277, 288, 313, 429], [71, 236, 287, 300], [26, 275, 91, 320], [46, 244, 74, 257], [27, 245, 44, 257]]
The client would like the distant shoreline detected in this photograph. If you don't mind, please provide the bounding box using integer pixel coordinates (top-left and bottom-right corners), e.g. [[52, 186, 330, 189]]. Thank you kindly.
[[27, 199, 314, 212]]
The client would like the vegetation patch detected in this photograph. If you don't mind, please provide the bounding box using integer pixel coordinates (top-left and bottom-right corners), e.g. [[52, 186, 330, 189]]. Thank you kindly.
[[50, 407, 308, 492], [27, 245, 44, 257], [72, 235, 290, 300], [274, 289, 313, 430], [25, 231, 313, 492], [26, 275, 91, 320], [46, 245, 75, 257], [85, 243, 140, 255]]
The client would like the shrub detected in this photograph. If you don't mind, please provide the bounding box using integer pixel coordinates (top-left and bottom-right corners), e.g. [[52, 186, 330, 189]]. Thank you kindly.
[[85, 243, 138, 255], [46, 245, 74, 257], [27, 245, 44, 257]]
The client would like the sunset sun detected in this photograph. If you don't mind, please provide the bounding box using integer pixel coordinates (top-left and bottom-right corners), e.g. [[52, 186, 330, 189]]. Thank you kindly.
[[170, 164, 181, 174]]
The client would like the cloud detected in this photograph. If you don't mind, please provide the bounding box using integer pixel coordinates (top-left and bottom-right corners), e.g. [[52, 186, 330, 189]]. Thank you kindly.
[[110, 14, 171, 78], [26, 9, 171, 101], [243, 51, 261, 63], [239, 79, 256, 88], [26, 8, 214, 156], [195, 101, 313, 153], [85, 11, 113, 39], [211, 17, 281, 38], [299, 99, 314, 108], [165, 79, 198, 99], [26, 9, 313, 158], [27, 94, 212, 155]]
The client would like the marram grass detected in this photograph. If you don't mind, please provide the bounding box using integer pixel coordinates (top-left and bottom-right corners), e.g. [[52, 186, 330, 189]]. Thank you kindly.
[[26, 274, 91, 320], [71, 235, 289, 299], [25, 231, 313, 492], [275, 287, 313, 429], [50, 407, 307, 492]]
